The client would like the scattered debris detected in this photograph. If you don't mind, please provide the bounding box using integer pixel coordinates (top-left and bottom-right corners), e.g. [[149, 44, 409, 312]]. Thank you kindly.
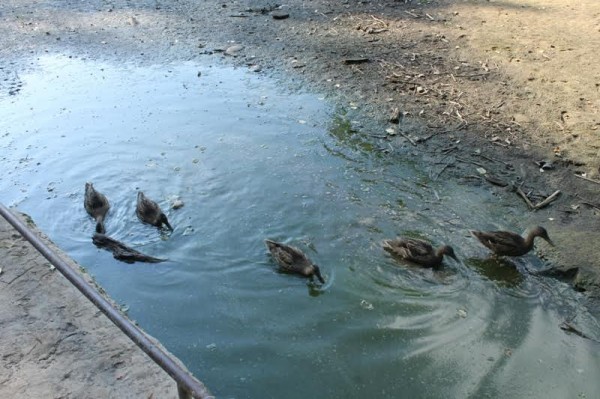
[[389, 107, 401, 124], [515, 186, 561, 210], [535, 160, 555, 171]]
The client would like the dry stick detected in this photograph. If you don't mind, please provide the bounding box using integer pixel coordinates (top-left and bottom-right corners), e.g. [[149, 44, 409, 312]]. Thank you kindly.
[[476, 153, 511, 167], [580, 201, 600, 211], [398, 130, 417, 146], [515, 186, 535, 209], [433, 163, 451, 181], [574, 174, 600, 185], [370, 15, 388, 26], [455, 157, 485, 168], [533, 190, 561, 210]]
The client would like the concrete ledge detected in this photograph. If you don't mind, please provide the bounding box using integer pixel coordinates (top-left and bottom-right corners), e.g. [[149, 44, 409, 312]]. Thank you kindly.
[[0, 211, 184, 398]]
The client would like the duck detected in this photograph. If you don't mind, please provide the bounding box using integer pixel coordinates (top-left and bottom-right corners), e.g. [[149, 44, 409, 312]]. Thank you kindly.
[[136, 191, 173, 230], [84, 182, 110, 234], [382, 237, 458, 268], [264, 239, 325, 284], [470, 226, 553, 257]]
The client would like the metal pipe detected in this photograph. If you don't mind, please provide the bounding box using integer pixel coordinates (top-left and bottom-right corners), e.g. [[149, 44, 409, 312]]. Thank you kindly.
[[0, 203, 214, 399]]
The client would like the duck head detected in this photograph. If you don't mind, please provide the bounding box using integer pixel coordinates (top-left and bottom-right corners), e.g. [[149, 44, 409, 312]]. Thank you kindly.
[[531, 226, 554, 246], [441, 245, 459, 262], [312, 264, 325, 284]]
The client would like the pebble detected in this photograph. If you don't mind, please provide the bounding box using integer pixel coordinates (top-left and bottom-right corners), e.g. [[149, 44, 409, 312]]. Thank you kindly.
[[272, 10, 289, 20], [225, 44, 244, 56]]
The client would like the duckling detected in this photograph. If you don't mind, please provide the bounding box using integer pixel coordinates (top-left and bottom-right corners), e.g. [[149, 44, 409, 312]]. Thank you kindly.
[[383, 237, 458, 268], [84, 182, 110, 234], [470, 226, 553, 257], [136, 191, 173, 231], [265, 239, 325, 284]]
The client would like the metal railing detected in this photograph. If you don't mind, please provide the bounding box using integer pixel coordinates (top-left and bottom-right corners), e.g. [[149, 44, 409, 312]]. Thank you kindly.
[[0, 202, 214, 399]]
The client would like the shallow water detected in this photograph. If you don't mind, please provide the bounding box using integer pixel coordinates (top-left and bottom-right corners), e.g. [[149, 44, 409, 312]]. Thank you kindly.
[[1, 55, 598, 398]]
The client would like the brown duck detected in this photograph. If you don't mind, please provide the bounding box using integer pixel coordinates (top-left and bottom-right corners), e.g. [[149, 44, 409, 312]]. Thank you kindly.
[[265, 239, 325, 284], [136, 191, 173, 230], [84, 182, 110, 234], [470, 226, 553, 257], [383, 237, 458, 268]]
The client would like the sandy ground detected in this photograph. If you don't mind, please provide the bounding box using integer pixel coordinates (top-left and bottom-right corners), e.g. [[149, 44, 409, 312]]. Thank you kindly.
[[0, 0, 599, 396], [0, 212, 183, 398]]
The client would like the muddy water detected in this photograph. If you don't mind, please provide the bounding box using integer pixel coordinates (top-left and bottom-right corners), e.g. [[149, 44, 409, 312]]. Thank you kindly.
[[1, 55, 598, 398]]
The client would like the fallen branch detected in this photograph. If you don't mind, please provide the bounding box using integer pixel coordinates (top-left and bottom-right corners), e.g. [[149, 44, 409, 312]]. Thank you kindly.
[[455, 157, 485, 168], [433, 163, 451, 181], [398, 130, 417, 146], [574, 174, 600, 185], [580, 201, 600, 210], [515, 186, 535, 209], [559, 321, 598, 342], [483, 174, 508, 187], [533, 190, 561, 210]]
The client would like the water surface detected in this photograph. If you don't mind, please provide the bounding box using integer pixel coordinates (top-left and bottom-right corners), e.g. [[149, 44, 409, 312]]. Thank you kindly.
[[1, 55, 598, 399]]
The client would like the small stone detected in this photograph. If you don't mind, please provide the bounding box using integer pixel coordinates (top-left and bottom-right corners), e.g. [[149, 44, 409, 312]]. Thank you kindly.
[[225, 44, 244, 56], [272, 10, 289, 20], [171, 199, 184, 210]]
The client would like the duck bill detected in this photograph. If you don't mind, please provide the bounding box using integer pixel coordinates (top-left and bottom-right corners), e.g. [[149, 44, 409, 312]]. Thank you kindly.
[[545, 238, 555, 247], [450, 253, 459, 262], [315, 270, 325, 284]]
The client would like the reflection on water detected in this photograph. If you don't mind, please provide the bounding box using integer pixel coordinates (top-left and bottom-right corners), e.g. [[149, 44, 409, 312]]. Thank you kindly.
[[0, 55, 598, 399], [467, 257, 524, 287]]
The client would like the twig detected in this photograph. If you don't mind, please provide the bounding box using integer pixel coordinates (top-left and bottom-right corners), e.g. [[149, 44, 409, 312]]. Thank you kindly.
[[574, 174, 600, 185], [398, 130, 417, 146], [515, 185, 535, 209], [533, 190, 561, 210], [484, 174, 508, 187], [580, 201, 600, 211], [454, 73, 490, 78], [433, 163, 451, 181], [370, 15, 388, 26], [425, 13, 435, 21], [404, 11, 420, 18], [455, 157, 485, 168], [559, 322, 598, 342], [475, 153, 511, 167]]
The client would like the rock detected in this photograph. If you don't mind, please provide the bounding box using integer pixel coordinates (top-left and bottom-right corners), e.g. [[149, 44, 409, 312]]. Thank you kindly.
[[171, 199, 184, 210], [343, 57, 369, 65], [271, 10, 289, 20], [225, 44, 244, 56]]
